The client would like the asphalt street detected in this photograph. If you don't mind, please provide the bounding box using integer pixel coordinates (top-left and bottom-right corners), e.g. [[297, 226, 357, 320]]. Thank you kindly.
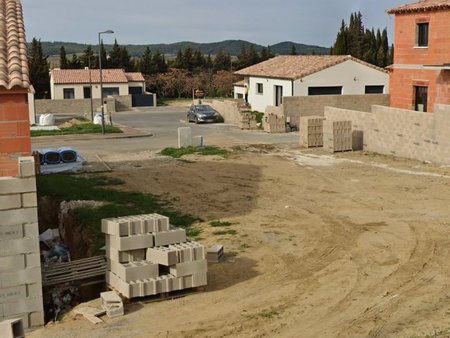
[[32, 107, 298, 160]]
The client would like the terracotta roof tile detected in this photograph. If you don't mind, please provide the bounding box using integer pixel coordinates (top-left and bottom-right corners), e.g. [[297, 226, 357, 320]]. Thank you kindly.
[[51, 69, 135, 84], [387, 0, 450, 14], [234, 55, 387, 80], [124, 72, 145, 82], [0, 0, 30, 89]]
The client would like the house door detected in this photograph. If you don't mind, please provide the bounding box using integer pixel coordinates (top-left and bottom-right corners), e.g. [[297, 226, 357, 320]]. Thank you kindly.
[[414, 86, 428, 112], [275, 85, 283, 106]]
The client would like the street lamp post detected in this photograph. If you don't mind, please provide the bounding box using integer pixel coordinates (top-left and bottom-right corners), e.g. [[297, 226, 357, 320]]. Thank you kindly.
[[98, 30, 114, 134]]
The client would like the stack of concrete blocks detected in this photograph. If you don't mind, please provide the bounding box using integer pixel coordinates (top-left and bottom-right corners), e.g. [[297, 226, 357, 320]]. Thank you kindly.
[[299, 116, 325, 147], [263, 113, 286, 133], [207, 245, 224, 263], [100, 291, 124, 318], [103, 214, 207, 299], [323, 120, 353, 153], [0, 157, 44, 329], [239, 112, 258, 130]]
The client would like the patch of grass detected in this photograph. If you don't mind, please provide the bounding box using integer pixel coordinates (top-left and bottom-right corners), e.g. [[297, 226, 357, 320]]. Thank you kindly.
[[160, 146, 230, 159], [31, 123, 122, 137], [37, 173, 199, 251], [408, 327, 450, 338], [213, 229, 237, 236], [209, 220, 232, 227], [258, 308, 279, 319], [186, 227, 202, 239]]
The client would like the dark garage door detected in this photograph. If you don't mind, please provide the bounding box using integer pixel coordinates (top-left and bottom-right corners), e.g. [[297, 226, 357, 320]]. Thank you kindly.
[[308, 86, 343, 95], [132, 94, 154, 107]]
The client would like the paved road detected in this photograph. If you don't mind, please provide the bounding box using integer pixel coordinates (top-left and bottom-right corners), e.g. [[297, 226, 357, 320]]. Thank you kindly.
[[32, 107, 298, 159]]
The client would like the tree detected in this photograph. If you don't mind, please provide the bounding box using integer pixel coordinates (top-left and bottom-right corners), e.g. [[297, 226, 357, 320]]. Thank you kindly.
[[332, 20, 348, 55], [172, 49, 183, 69], [213, 49, 231, 71], [28, 38, 50, 99], [80, 45, 96, 68], [120, 47, 134, 71], [67, 54, 82, 69], [153, 50, 167, 73], [139, 47, 154, 75], [109, 39, 122, 69], [291, 44, 297, 55], [59, 46, 68, 69]]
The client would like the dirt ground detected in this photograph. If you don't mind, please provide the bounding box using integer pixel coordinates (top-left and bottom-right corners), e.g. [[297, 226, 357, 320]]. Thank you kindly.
[[29, 144, 450, 338]]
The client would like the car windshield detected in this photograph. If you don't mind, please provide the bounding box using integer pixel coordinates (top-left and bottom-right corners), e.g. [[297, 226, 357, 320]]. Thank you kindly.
[[195, 105, 212, 112]]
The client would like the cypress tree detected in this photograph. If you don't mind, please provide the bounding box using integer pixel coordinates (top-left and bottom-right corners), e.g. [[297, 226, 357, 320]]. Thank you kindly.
[[59, 46, 68, 69], [28, 38, 50, 99]]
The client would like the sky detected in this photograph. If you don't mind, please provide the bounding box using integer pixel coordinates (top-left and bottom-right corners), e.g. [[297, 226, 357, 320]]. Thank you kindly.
[[21, 0, 408, 47]]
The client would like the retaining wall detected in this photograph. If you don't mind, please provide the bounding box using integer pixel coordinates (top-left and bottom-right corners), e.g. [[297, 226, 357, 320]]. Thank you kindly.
[[324, 104, 450, 164], [283, 94, 390, 129], [204, 99, 243, 124], [0, 157, 44, 328]]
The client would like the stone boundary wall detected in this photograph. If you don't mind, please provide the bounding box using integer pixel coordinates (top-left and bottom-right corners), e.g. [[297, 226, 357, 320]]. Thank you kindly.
[[283, 94, 390, 129], [0, 157, 44, 329], [204, 99, 242, 124], [35, 95, 133, 116], [324, 104, 450, 164]]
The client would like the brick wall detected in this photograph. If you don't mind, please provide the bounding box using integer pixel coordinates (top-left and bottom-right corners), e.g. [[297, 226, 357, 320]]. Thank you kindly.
[[0, 89, 31, 177], [0, 157, 44, 328], [35, 95, 133, 116], [282, 94, 390, 129], [324, 104, 450, 164]]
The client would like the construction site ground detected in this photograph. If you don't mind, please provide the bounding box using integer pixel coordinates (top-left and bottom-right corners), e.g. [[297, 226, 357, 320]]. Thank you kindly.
[[28, 142, 450, 338]]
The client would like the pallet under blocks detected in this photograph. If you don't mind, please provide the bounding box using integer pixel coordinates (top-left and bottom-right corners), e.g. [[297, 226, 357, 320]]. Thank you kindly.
[[102, 214, 207, 298]]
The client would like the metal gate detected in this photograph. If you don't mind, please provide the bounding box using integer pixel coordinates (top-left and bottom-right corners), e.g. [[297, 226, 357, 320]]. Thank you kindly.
[[132, 94, 154, 107]]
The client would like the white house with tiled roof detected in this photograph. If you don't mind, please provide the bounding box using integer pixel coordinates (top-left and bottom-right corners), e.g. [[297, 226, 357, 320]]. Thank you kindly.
[[50, 68, 145, 100], [234, 55, 389, 112]]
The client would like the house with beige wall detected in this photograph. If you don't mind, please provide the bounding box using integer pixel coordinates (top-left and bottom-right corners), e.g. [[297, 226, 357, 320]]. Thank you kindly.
[[50, 69, 145, 100], [234, 55, 389, 112]]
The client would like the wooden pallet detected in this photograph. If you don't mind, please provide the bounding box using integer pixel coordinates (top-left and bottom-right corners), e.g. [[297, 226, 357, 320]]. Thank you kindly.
[[106, 284, 206, 304], [42, 256, 107, 287]]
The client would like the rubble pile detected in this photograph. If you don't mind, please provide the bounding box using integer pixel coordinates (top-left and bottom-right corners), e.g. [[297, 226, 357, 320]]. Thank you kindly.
[[103, 214, 207, 298]]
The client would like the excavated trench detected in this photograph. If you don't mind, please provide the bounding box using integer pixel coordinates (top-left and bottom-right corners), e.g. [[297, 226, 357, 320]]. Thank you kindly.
[[38, 197, 105, 322]]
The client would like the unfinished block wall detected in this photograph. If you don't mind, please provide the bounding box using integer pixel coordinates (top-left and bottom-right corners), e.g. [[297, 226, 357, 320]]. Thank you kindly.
[[324, 104, 450, 164], [0, 157, 44, 328]]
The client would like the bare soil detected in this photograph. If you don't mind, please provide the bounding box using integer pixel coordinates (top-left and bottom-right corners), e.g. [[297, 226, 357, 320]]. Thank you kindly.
[[29, 145, 450, 338]]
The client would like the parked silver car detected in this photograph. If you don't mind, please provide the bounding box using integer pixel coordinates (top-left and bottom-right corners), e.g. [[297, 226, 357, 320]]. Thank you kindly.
[[187, 104, 220, 124]]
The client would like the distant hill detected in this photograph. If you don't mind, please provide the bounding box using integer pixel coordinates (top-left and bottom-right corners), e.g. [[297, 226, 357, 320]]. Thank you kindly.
[[34, 40, 329, 57]]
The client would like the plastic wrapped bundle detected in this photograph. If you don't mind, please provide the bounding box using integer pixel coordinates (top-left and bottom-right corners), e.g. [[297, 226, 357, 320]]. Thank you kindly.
[[42, 149, 61, 164], [59, 147, 77, 163]]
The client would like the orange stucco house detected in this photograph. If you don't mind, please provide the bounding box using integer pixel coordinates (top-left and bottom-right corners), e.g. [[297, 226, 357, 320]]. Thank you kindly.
[[387, 0, 450, 112], [0, 0, 32, 177]]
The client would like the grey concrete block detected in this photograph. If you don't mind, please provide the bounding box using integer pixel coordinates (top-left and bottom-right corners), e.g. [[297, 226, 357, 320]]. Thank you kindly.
[[25, 253, 41, 269], [192, 135, 204, 147], [108, 259, 159, 282], [27, 282, 43, 298], [106, 233, 154, 251], [102, 214, 170, 236], [207, 244, 224, 263], [170, 259, 207, 277], [100, 291, 124, 318], [0, 285, 27, 303], [0, 208, 38, 227], [0, 177, 36, 195], [106, 271, 132, 298], [0, 195, 21, 211], [0, 224, 24, 241], [0, 256, 25, 273], [0, 238, 39, 257], [153, 229, 186, 247], [146, 247, 178, 266], [2, 297, 43, 317], [1, 267, 42, 288], [178, 127, 192, 148], [0, 318, 25, 338], [29, 311, 44, 327], [21, 193, 37, 208], [183, 272, 208, 288], [23, 223, 39, 238], [105, 246, 146, 264], [18, 157, 36, 178], [169, 241, 205, 262]]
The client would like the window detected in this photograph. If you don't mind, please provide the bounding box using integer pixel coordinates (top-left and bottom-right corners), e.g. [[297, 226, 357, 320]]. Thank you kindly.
[[365, 85, 384, 94], [83, 87, 91, 99], [129, 86, 143, 95], [308, 86, 342, 96], [256, 83, 263, 94], [63, 88, 75, 99], [414, 86, 428, 112], [416, 22, 429, 47], [102, 87, 120, 97]]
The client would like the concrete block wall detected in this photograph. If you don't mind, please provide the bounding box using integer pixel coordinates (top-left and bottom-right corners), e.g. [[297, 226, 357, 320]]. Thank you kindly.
[[0, 157, 44, 328], [283, 94, 390, 129], [324, 104, 450, 164], [104, 214, 206, 299], [34, 95, 133, 117]]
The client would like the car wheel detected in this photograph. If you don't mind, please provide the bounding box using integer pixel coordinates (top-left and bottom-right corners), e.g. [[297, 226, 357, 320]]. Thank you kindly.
[[194, 116, 199, 124], [187, 115, 191, 123]]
